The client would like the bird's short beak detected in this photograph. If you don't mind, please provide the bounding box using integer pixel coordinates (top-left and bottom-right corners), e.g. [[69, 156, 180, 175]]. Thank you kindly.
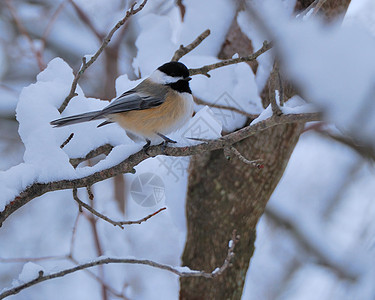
[[184, 77, 192, 81]]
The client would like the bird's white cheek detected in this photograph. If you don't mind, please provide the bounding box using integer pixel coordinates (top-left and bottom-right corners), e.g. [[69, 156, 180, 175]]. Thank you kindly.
[[181, 93, 194, 117]]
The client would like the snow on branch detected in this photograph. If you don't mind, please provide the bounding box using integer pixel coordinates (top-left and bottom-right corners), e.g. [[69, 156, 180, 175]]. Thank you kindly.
[[0, 112, 320, 227], [0, 231, 240, 299]]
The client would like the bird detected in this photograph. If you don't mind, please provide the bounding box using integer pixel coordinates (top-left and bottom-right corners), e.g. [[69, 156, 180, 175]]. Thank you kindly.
[[50, 61, 194, 151]]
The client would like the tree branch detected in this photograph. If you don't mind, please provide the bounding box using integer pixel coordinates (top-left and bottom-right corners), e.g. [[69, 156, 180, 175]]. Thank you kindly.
[[58, 0, 148, 113], [73, 188, 167, 229], [0, 112, 321, 227], [265, 207, 358, 281], [0, 231, 239, 299], [224, 146, 264, 169], [171, 29, 211, 61], [70, 143, 114, 168], [5, 0, 46, 70], [68, 0, 103, 41], [189, 41, 272, 77]]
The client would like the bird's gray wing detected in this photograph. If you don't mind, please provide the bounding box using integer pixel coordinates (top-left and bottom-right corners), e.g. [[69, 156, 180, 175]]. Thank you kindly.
[[93, 90, 165, 118]]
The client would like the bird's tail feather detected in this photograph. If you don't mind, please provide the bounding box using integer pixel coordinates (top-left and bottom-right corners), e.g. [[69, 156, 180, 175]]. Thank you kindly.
[[50, 111, 103, 127]]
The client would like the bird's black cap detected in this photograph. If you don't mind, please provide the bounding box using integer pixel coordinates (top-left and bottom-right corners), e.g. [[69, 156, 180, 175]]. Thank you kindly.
[[158, 61, 190, 79]]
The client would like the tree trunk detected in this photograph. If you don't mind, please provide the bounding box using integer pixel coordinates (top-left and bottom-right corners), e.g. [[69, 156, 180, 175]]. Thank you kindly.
[[180, 123, 304, 300], [180, 1, 351, 299]]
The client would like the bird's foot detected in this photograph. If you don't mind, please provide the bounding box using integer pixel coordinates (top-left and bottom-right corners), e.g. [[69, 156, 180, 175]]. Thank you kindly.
[[143, 139, 151, 156], [157, 133, 177, 144], [157, 133, 176, 153]]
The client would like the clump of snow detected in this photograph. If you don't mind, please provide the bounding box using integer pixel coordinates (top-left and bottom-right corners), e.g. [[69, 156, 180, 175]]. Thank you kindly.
[[18, 262, 45, 283], [249, 0, 375, 147], [0, 57, 147, 211], [250, 104, 272, 125], [174, 266, 194, 273], [281, 95, 319, 114]]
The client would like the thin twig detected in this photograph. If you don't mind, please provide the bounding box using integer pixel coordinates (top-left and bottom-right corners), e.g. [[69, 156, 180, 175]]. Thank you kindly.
[[194, 97, 258, 119], [41, 1, 67, 51], [189, 41, 272, 77], [86, 185, 94, 200], [83, 187, 108, 300], [68, 0, 103, 41], [176, 0, 186, 21], [58, 0, 148, 113], [73, 188, 123, 228], [265, 207, 358, 281], [317, 129, 375, 163], [70, 143, 114, 168], [72, 189, 167, 229], [225, 146, 264, 169], [0, 231, 239, 299], [0, 255, 66, 263], [5, 0, 45, 70], [60, 133, 74, 149], [171, 29, 211, 61], [119, 207, 167, 225], [69, 211, 81, 256], [68, 256, 130, 300]]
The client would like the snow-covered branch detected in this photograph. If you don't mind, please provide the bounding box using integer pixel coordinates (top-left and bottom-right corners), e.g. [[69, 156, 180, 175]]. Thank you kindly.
[[0, 112, 320, 227], [0, 231, 240, 299]]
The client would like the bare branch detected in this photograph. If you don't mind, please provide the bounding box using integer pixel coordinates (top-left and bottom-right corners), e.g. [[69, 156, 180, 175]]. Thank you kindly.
[[0, 231, 239, 299], [119, 207, 167, 225], [225, 146, 264, 169], [5, 0, 46, 70], [60, 133, 74, 149], [171, 29, 211, 61], [68, 0, 103, 41], [70, 143, 114, 168], [176, 0, 186, 21], [189, 41, 272, 77], [265, 207, 358, 281], [317, 129, 375, 163], [72, 188, 166, 229], [0, 112, 321, 227], [41, 1, 67, 51], [0, 255, 66, 263], [58, 0, 148, 113]]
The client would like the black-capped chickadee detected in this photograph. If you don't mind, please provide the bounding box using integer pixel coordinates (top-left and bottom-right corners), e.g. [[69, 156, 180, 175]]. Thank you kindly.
[[51, 62, 194, 150]]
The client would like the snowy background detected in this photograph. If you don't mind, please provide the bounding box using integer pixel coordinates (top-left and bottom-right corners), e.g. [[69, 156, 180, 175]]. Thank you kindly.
[[1, 0, 375, 299]]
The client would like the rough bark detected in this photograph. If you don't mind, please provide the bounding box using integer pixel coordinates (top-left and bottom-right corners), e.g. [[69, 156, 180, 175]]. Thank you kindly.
[[180, 123, 304, 300], [180, 1, 351, 299]]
